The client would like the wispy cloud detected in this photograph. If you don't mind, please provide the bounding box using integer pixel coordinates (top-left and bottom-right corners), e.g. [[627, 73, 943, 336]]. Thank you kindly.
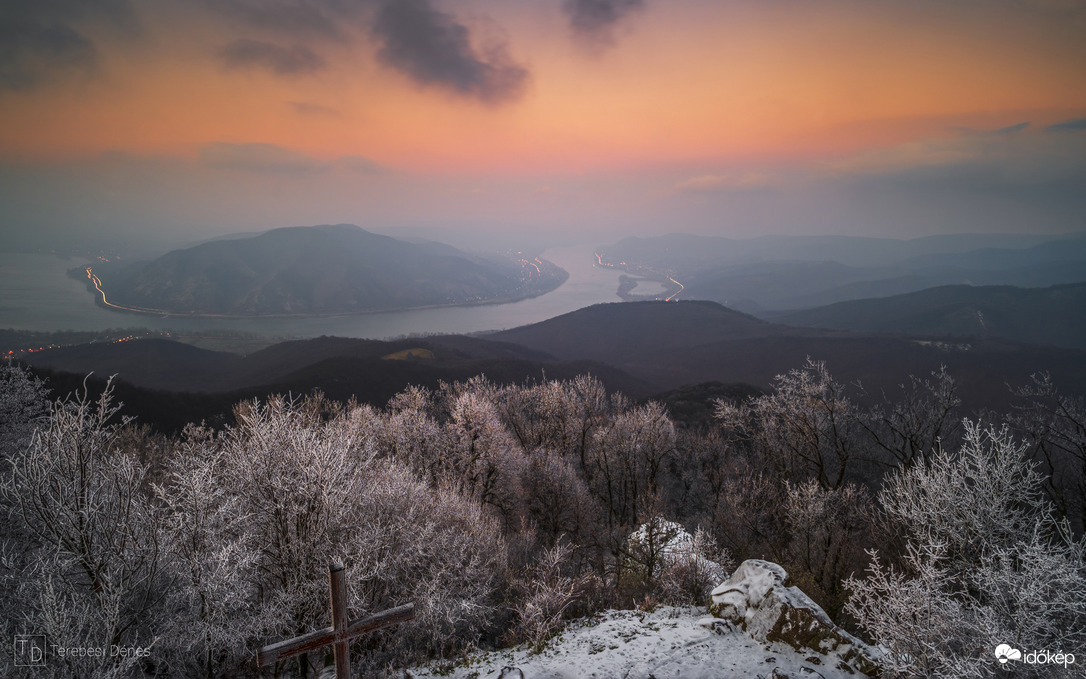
[[991, 121, 1031, 134], [1047, 116, 1086, 132], [371, 0, 529, 104], [824, 123, 1086, 217], [199, 142, 327, 173], [336, 155, 383, 173], [828, 130, 1006, 176], [676, 172, 774, 193], [288, 101, 341, 117], [218, 39, 326, 76], [199, 142, 384, 176]]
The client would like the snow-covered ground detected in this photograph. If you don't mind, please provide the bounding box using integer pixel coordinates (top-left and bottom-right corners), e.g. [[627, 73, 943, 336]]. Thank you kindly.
[[407, 606, 865, 679]]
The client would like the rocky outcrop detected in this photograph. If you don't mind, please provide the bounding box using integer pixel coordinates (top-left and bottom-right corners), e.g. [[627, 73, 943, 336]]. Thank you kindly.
[[709, 559, 879, 676]]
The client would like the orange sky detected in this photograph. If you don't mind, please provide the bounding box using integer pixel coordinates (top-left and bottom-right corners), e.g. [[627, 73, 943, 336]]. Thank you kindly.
[[1, 0, 1085, 245], [1, 1, 1083, 170]]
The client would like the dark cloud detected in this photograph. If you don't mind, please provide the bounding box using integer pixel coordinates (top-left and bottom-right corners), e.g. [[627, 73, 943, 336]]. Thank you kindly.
[[371, 0, 528, 104], [1047, 117, 1086, 132], [200, 0, 358, 39], [0, 0, 135, 91], [563, 0, 644, 50], [199, 142, 327, 174], [218, 39, 326, 76]]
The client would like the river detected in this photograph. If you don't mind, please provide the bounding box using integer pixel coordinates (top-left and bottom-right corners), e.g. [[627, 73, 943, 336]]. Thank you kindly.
[[0, 244, 626, 338]]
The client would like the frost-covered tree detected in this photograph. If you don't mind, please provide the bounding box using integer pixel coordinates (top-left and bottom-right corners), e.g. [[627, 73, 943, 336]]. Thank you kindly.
[[444, 389, 528, 522], [214, 394, 507, 675], [378, 385, 446, 480], [847, 420, 1086, 678], [715, 359, 858, 489], [492, 375, 617, 471], [519, 448, 601, 560], [0, 361, 49, 461], [860, 365, 962, 470], [588, 401, 676, 532], [1, 379, 164, 679], [782, 479, 874, 619], [154, 425, 263, 679], [0, 363, 51, 676]]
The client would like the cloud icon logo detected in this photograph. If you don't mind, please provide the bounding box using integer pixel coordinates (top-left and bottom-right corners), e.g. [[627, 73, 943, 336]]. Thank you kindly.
[[995, 644, 1022, 664]]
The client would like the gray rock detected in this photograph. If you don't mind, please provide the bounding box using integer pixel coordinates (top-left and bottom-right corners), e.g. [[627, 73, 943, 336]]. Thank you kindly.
[[709, 560, 879, 676]]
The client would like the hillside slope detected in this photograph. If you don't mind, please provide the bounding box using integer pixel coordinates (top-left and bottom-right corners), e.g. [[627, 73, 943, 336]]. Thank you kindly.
[[490, 300, 823, 363], [95, 224, 566, 315], [777, 282, 1086, 350]]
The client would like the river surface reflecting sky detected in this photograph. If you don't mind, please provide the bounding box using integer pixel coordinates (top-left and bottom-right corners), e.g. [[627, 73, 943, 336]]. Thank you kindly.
[[0, 244, 625, 338]]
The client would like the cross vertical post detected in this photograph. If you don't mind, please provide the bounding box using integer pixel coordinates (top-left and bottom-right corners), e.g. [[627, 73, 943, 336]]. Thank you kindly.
[[330, 562, 350, 678]]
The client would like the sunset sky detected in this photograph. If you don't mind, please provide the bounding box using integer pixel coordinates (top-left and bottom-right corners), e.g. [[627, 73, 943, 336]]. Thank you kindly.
[[2, 0, 1085, 251]]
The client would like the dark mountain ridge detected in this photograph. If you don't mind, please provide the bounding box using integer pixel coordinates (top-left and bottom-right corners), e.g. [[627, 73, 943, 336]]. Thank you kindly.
[[22, 334, 655, 432], [489, 300, 829, 363], [776, 282, 1086, 350]]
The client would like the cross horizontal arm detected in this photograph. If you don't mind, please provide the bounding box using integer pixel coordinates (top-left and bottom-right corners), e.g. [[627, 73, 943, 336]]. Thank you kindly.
[[344, 603, 415, 640], [257, 626, 336, 667], [256, 603, 415, 667]]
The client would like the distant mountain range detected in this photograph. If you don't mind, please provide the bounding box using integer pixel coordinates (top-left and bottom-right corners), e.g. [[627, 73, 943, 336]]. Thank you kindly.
[[597, 232, 1086, 313], [90, 224, 567, 316], [776, 282, 1086, 350]]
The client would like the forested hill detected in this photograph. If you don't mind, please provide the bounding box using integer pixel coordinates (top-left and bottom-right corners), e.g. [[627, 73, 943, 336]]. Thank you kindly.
[[92, 224, 567, 315]]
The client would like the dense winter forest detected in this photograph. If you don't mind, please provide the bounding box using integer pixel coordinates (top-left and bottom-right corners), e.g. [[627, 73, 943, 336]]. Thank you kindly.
[[2, 360, 1085, 678]]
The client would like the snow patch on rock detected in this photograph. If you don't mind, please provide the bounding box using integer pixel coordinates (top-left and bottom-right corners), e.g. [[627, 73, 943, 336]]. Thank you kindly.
[[710, 559, 879, 676]]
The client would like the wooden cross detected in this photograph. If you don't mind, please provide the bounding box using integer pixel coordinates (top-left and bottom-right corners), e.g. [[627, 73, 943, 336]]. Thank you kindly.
[[257, 562, 415, 678]]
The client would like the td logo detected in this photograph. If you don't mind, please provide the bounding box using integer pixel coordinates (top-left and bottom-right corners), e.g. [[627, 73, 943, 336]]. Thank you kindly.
[[995, 644, 1022, 664]]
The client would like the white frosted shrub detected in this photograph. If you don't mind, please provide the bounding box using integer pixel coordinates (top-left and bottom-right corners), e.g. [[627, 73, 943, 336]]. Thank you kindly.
[[847, 420, 1086, 678]]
